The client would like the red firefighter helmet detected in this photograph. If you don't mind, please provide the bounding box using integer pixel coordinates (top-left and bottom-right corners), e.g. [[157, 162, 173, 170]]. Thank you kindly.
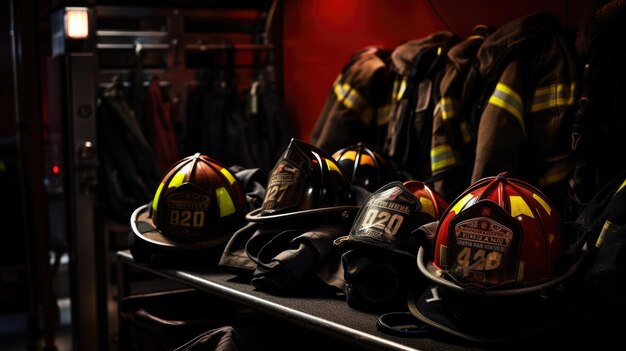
[[410, 173, 590, 342], [332, 143, 395, 192], [149, 153, 246, 244], [403, 180, 449, 224], [418, 172, 569, 294]]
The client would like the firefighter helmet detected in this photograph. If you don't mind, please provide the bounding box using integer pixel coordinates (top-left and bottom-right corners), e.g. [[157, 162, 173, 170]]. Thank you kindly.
[[408, 173, 589, 342], [419, 172, 568, 292], [148, 153, 246, 243], [332, 143, 395, 192], [129, 153, 247, 264], [247, 139, 357, 221], [334, 181, 422, 257]]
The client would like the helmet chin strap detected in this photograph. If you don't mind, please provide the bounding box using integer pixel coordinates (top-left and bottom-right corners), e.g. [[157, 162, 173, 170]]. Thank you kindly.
[[376, 312, 434, 337]]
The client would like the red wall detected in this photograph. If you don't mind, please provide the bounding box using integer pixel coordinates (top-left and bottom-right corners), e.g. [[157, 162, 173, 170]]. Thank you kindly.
[[282, 0, 589, 142]]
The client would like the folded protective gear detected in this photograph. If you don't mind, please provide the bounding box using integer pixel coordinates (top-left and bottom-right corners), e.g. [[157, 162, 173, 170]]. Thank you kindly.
[[250, 224, 348, 295]]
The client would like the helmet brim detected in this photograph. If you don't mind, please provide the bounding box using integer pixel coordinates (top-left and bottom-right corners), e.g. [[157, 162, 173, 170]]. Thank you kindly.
[[411, 222, 591, 342], [334, 235, 417, 258], [245, 205, 361, 222], [406, 284, 571, 343], [416, 244, 588, 297], [131, 204, 230, 250]]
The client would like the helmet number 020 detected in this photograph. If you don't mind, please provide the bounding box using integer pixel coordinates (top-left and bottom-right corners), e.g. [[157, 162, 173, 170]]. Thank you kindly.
[[170, 209, 205, 228], [456, 247, 502, 271], [361, 209, 404, 236]]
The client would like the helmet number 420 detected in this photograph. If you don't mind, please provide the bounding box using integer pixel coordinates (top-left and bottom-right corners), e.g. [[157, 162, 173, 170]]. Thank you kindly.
[[456, 247, 502, 270]]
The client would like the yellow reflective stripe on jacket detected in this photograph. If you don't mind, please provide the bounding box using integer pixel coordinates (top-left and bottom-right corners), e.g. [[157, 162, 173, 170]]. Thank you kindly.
[[537, 161, 572, 187], [395, 77, 407, 101], [460, 121, 472, 144], [333, 79, 373, 125], [439, 97, 457, 121], [377, 103, 392, 126], [488, 82, 525, 134], [333, 82, 367, 110], [595, 220, 621, 248], [617, 178, 626, 194], [431, 144, 456, 173], [531, 83, 576, 113]]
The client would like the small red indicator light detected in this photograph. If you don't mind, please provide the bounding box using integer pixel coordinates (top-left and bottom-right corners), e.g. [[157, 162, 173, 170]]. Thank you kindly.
[[52, 165, 60, 174]]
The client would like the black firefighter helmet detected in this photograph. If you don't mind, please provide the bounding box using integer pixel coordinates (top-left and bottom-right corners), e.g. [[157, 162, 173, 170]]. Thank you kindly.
[[246, 139, 358, 222], [332, 143, 396, 192]]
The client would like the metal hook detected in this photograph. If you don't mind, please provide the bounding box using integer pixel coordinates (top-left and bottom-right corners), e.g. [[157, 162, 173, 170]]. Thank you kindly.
[[134, 41, 143, 56]]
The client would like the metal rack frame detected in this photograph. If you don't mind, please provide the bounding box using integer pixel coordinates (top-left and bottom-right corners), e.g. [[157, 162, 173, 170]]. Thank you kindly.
[[47, 2, 282, 350]]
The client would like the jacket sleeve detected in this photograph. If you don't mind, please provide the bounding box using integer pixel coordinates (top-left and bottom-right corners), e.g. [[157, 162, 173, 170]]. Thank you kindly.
[[471, 60, 527, 182], [431, 36, 486, 200], [310, 55, 388, 154], [471, 34, 577, 195]]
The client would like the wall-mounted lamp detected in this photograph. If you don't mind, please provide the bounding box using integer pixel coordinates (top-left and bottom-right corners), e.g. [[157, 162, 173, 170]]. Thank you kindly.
[[65, 7, 89, 39]]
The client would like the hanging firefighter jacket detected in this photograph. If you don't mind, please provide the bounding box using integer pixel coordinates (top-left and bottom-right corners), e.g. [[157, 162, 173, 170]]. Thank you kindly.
[[383, 32, 459, 181], [461, 13, 578, 208], [310, 47, 393, 154], [430, 27, 492, 201], [97, 76, 161, 221], [184, 44, 255, 168], [143, 77, 181, 172], [244, 66, 293, 174], [566, 0, 626, 219], [573, 171, 626, 340], [576, 170, 626, 251]]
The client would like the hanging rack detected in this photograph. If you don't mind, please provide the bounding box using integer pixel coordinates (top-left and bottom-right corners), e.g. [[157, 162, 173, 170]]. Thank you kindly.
[[96, 43, 171, 50], [94, 0, 279, 72], [184, 43, 274, 51]]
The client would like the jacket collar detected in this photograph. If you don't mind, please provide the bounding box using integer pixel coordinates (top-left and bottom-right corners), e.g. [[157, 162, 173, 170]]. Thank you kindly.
[[575, 0, 626, 56], [391, 31, 457, 77], [476, 13, 560, 76]]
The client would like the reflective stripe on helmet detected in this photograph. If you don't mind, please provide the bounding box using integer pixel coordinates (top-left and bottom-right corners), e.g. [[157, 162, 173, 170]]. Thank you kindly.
[[431, 144, 456, 173], [359, 154, 375, 166], [509, 195, 534, 218], [420, 197, 436, 219], [152, 182, 165, 211], [516, 261, 525, 281], [169, 168, 187, 188], [220, 167, 236, 185], [532, 193, 552, 215], [216, 186, 235, 217], [324, 158, 341, 173], [530, 82, 576, 113], [338, 150, 357, 161], [488, 83, 525, 134], [449, 192, 474, 215]]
